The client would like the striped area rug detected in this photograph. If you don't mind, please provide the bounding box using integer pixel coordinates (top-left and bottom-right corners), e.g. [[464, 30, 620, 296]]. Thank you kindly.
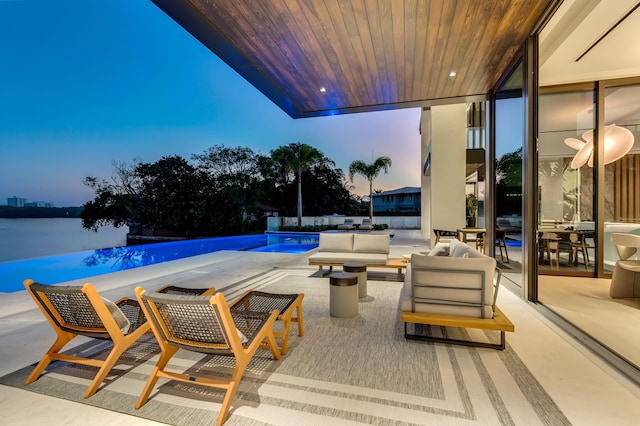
[[0, 270, 570, 425]]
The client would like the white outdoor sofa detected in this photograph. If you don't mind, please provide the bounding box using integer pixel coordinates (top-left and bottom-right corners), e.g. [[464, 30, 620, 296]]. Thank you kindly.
[[308, 233, 398, 276], [400, 239, 514, 350]]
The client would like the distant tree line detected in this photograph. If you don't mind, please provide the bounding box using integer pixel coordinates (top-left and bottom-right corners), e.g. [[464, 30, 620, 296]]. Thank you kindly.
[[81, 143, 367, 237], [0, 206, 83, 218]]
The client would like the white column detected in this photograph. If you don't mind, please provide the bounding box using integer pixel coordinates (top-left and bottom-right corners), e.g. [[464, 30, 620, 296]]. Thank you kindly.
[[420, 109, 431, 239], [421, 104, 467, 246]]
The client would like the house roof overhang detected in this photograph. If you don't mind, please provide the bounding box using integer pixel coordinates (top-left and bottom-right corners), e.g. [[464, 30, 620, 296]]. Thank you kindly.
[[151, 0, 554, 118]]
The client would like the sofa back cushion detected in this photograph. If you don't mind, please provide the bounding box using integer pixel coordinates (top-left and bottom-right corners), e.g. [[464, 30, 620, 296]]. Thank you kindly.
[[353, 234, 390, 254], [319, 233, 354, 252], [409, 253, 496, 318]]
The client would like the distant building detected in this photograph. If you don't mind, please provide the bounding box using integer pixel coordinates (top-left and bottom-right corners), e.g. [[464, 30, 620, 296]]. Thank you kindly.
[[25, 201, 54, 208], [372, 187, 421, 213], [7, 196, 27, 208], [7, 196, 53, 208]]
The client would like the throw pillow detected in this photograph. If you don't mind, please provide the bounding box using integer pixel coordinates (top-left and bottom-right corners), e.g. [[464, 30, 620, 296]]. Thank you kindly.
[[427, 242, 450, 256], [451, 244, 470, 257], [101, 297, 131, 334], [448, 238, 463, 255], [236, 328, 249, 344]]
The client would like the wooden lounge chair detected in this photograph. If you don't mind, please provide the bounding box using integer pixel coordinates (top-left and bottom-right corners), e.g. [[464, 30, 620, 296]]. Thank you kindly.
[[23, 279, 150, 398], [134, 287, 281, 426], [337, 218, 356, 230]]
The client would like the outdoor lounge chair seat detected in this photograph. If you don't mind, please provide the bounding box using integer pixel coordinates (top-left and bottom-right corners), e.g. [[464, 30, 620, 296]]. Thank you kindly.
[[337, 218, 356, 230], [134, 287, 281, 426], [230, 290, 304, 355], [23, 279, 150, 398], [359, 218, 373, 230], [156, 284, 216, 296]]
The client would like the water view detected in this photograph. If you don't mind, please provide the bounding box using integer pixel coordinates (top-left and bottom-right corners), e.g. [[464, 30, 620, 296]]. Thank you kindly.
[[0, 218, 319, 293], [0, 218, 127, 263]]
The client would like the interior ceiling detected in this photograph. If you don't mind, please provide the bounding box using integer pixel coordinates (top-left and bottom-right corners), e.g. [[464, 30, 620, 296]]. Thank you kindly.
[[152, 0, 553, 118], [540, 0, 640, 86], [539, 0, 640, 131]]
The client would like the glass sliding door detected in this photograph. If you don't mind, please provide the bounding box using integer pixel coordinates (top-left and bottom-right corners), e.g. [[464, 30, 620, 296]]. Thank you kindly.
[[494, 65, 524, 289], [538, 89, 596, 276]]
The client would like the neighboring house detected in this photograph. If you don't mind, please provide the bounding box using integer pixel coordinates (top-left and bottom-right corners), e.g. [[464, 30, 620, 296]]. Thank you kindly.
[[258, 204, 279, 217], [372, 187, 420, 213]]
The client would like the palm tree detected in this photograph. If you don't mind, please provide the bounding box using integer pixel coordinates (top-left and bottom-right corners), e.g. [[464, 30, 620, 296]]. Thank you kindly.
[[272, 142, 324, 227], [348, 156, 392, 219]]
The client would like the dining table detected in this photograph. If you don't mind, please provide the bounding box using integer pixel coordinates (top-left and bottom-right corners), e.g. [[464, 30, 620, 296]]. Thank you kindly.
[[457, 227, 487, 253]]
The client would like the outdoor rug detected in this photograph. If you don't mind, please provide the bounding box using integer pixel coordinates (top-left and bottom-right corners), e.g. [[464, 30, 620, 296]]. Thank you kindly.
[[0, 269, 570, 426]]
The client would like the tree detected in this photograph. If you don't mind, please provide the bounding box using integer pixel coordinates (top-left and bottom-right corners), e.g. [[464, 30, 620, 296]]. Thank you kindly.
[[82, 156, 209, 236], [192, 145, 269, 234], [134, 156, 205, 234], [271, 142, 324, 227], [348, 156, 392, 218], [81, 159, 143, 232], [495, 148, 523, 217]]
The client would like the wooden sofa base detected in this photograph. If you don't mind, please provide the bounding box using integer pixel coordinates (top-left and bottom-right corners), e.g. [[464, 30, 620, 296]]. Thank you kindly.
[[309, 258, 407, 280], [401, 307, 514, 350]]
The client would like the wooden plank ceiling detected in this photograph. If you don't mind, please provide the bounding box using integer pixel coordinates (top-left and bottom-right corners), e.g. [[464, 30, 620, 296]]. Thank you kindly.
[[152, 0, 553, 118]]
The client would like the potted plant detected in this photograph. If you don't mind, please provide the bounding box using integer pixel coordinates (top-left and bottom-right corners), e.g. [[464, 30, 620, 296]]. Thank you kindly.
[[466, 193, 478, 227]]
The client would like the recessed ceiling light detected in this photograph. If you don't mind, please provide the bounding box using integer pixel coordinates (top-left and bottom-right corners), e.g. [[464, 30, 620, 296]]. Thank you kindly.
[[319, 87, 327, 93], [449, 71, 457, 77]]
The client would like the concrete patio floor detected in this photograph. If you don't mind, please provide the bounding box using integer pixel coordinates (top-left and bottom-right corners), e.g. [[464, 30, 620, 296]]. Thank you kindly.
[[1, 230, 640, 425]]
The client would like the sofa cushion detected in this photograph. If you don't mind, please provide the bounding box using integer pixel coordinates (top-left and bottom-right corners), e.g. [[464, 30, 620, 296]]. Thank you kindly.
[[400, 280, 492, 318], [352, 234, 390, 254], [427, 242, 450, 256], [407, 254, 496, 318], [308, 252, 388, 265], [318, 233, 353, 252]]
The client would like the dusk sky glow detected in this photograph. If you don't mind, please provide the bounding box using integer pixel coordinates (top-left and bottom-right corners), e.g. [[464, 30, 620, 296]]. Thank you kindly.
[[0, 0, 422, 207]]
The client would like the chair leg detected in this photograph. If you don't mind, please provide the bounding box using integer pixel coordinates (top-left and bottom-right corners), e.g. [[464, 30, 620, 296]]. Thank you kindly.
[[264, 331, 281, 360], [279, 316, 292, 356], [295, 302, 304, 337], [280, 297, 305, 355], [135, 345, 179, 409], [84, 341, 128, 398], [24, 332, 75, 385], [217, 361, 248, 426], [546, 246, 555, 268]]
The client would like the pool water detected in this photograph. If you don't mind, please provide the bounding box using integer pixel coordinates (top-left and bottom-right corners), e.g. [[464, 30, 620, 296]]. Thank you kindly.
[[0, 233, 318, 293]]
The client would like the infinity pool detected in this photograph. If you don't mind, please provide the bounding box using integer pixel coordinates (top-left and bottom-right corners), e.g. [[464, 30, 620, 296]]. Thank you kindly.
[[0, 233, 318, 293]]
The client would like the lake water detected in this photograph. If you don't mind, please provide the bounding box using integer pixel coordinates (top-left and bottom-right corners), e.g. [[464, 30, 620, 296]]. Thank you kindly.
[[0, 218, 128, 263]]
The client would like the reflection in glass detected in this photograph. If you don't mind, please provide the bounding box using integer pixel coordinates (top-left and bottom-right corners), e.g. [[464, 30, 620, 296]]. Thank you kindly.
[[538, 90, 595, 274], [604, 84, 640, 273]]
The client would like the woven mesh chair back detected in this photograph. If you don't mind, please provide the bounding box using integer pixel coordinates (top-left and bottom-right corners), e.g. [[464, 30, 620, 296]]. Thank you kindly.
[[141, 293, 232, 353], [30, 283, 106, 333]]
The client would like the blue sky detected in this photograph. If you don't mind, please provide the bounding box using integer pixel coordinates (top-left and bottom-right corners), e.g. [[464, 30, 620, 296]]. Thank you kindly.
[[0, 0, 422, 207]]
